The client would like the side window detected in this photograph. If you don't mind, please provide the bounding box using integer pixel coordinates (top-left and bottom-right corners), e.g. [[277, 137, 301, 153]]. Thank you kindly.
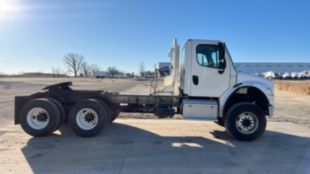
[[196, 45, 224, 69]]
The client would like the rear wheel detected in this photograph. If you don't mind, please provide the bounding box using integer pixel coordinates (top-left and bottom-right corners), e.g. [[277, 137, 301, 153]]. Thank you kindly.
[[224, 102, 266, 141], [110, 104, 120, 122], [111, 110, 120, 122], [47, 98, 66, 130], [20, 98, 61, 137], [96, 100, 113, 123], [69, 99, 109, 137], [97, 101, 119, 122]]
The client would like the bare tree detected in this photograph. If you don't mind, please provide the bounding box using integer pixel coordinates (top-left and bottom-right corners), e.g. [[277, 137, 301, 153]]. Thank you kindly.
[[82, 62, 90, 77], [52, 67, 62, 77], [89, 64, 100, 76], [139, 61, 145, 77], [64, 53, 84, 77], [107, 66, 119, 78], [82, 63, 100, 77], [0, 72, 7, 77]]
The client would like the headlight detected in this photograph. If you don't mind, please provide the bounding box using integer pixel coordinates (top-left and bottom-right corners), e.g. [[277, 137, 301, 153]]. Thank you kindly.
[[267, 88, 273, 96]]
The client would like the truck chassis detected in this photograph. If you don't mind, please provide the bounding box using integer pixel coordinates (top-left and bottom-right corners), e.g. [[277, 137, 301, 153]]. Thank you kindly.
[[15, 82, 183, 135]]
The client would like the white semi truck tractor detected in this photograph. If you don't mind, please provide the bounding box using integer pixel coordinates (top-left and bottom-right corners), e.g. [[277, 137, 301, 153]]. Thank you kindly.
[[14, 39, 274, 141]]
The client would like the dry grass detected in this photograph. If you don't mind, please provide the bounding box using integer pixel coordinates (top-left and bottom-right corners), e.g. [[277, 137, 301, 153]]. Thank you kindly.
[[275, 80, 310, 95]]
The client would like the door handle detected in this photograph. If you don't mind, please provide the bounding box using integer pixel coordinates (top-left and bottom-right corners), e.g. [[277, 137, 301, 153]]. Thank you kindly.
[[192, 75, 199, 85]]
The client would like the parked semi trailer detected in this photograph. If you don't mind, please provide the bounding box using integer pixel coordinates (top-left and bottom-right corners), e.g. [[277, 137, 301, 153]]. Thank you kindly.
[[14, 39, 274, 141]]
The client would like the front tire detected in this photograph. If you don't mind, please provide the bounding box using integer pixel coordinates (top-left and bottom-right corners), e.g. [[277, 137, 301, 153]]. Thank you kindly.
[[68, 99, 109, 137], [216, 117, 224, 126], [224, 102, 266, 141]]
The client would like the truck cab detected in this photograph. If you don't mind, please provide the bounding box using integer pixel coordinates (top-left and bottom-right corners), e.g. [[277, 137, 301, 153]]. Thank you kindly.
[[171, 39, 274, 140], [180, 39, 235, 97]]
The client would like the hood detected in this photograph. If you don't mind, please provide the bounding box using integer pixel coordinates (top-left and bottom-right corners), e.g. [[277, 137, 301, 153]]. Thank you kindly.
[[237, 72, 273, 89]]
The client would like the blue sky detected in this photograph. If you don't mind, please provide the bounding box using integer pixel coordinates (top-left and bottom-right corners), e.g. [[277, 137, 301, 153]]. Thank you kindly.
[[0, 0, 309, 74]]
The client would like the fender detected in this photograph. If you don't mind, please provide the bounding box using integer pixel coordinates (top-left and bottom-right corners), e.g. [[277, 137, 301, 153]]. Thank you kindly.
[[219, 80, 274, 118]]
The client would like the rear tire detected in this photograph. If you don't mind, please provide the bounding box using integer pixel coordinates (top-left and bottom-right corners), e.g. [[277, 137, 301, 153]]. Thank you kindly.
[[20, 98, 61, 137], [110, 104, 120, 122], [97, 101, 119, 122], [111, 111, 119, 122], [47, 98, 65, 130], [96, 100, 113, 123], [224, 102, 266, 141], [68, 99, 109, 137]]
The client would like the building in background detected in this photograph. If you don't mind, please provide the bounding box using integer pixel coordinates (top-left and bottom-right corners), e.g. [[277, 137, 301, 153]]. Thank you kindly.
[[158, 62, 171, 77], [235, 62, 310, 74], [22, 72, 67, 77], [93, 71, 110, 78], [93, 71, 130, 78], [158, 61, 310, 79]]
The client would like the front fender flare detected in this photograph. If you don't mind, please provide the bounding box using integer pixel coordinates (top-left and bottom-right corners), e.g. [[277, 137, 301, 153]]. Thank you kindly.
[[219, 81, 274, 118]]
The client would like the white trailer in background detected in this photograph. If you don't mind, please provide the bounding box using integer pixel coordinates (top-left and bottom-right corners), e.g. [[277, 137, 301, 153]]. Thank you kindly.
[[15, 39, 274, 141], [262, 71, 276, 79]]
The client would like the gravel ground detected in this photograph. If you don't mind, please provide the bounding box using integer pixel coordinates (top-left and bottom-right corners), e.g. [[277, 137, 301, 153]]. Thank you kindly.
[[271, 90, 310, 128]]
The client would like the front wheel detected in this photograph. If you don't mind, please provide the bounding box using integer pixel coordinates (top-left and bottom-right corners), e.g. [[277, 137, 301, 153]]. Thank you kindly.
[[224, 103, 266, 141]]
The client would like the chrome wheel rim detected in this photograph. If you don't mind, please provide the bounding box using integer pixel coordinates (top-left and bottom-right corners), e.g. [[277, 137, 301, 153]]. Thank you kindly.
[[235, 112, 259, 134], [26, 107, 49, 130], [76, 108, 98, 130]]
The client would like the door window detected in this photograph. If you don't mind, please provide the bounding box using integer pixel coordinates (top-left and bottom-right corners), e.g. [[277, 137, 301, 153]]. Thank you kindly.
[[196, 45, 224, 69]]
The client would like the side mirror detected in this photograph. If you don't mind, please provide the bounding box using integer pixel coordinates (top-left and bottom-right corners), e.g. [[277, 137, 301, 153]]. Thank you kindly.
[[218, 61, 225, 74], [218, 42, 226, 74], [218, 42, 225, 60], [219, 61, 226, 69]]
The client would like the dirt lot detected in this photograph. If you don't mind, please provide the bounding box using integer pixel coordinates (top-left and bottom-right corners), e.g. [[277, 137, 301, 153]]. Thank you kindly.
[[0, 78, 309, 174], [275, 80, 310, 95]]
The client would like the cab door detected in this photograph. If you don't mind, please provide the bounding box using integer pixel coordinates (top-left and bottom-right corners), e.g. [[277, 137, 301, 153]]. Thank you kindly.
[[190, 41, 231, 97]]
